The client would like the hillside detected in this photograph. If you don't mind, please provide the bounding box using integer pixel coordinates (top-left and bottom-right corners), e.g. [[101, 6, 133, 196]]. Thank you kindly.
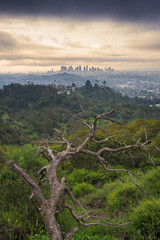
[[0, 82, 160, 145], [0, 82, 160, 239], [0, 115, 160, 240]]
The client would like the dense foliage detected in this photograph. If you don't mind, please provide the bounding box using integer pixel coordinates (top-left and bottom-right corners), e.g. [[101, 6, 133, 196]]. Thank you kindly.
[[0, 82, 160, 145], [0, 118, 160, 239], [0, 82, 160, 239]]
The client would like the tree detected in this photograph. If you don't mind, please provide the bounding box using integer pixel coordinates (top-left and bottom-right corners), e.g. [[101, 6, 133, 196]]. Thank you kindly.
[[6, 108, 159, 240], [103, 80, 106, 87], [85, 79, 92, 89]]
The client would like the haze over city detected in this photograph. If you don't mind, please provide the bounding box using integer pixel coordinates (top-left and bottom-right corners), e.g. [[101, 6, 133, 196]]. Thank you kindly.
[[0, 0, 160, 73]]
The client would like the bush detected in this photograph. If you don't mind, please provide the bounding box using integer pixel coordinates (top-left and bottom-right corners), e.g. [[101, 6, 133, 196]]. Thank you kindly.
[[67, 168, 106, 188], [56, 208, 77, 233], [28, 233, 49, 240], [141, 167, 160, 197], [81, 187, 108, 208], [81, 181, 119, 209], [73, 232, 118, 240], [72, 224, 121, 240], [107, 181, 142, 213], [0, 145, 46, 239], [130, 198, 160, 239], [5, 144, 47, 174], [72, 182, 94, 197]]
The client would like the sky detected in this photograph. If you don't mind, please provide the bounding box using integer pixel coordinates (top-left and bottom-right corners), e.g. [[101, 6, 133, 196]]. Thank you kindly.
[[0, 0, 160, 73]]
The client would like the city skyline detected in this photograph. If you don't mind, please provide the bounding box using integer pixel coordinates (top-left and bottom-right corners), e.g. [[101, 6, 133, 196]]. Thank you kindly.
[[59, 65, 114, 73], [0, 1, 160, 73]]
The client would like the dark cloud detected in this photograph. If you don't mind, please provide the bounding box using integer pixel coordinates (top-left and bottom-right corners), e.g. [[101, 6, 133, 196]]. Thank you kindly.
[[1, 0, 160, 22], [0, 31, 17, 51], [1, 54, 159, 65]]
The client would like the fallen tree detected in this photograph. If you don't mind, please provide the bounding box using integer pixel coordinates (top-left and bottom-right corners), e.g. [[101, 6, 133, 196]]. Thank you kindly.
[[7, 108, 159, 240]]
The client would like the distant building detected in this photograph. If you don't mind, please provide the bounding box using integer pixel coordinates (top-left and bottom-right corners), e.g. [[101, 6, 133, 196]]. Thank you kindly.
[[61, 66, 67, 72], [68, 65, 73, 72], [105, 66, 114, 72]]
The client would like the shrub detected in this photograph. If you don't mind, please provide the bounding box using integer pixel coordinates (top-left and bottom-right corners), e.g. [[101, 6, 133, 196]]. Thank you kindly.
[[56, 208, 77, 233], [81, 187, 108, 208], [72, 182, 94, 197], [67, 168, 106, 188], [107, 181, 142, 213], [73, 232, 118, 240], [81, 181, 119, 209], [141, 167, 160, 197], [67, 168, 118, 189], [130, 198, 160, 239], [72, 224, 120, 240], [28, 233, 49, 240]]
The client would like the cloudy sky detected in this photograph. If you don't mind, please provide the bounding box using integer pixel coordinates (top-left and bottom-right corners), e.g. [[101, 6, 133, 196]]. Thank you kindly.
[[0, 0, 160, 73]]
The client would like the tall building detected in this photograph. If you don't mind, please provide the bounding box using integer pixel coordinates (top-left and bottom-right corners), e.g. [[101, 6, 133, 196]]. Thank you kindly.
[[61, 66, 67, 72], [68, 65, 73, 72], [78, 65, 81, 71], [86, 65, 88, 71]]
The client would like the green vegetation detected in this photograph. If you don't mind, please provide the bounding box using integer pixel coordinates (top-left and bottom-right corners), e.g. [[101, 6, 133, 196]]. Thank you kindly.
[[0, 82, 160, 239], [1, 120, 160, 239], [0, 83, 160, 145]]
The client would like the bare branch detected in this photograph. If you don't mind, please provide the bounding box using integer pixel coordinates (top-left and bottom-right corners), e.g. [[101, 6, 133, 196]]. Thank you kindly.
[[55, 121, 67, 137], [136, 138, 141, 145], [65, 203, 131, 229], [37, 166, 48, 177], [46, 147, 56, 161], [141, 138, 153, 146], [103, 117, 123, 125], [116, 108, 135, 119], [64, 109, 92, 129], [80, 221, 132, 228], [156, 146, 160, 152], [140, 148, 158, 170], [64, 227, 79, 240], [36, 147, 54, 162], [92, 134, 119, 144], [30, 193, 41, 212], [98, 144, 139, 155], [53, 128, 72, 150], [40, 140, 65, 146], [144, 127, 148, 142], [65, 186, 88, 216], [42, 153, 51, 163], [79, 104, 85, 114], [7, 161, 45, 206], [128, 172, 160, 208]]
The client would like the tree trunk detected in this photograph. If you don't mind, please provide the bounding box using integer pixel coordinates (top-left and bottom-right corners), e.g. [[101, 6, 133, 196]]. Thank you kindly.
[[42, 200, 63, 240]]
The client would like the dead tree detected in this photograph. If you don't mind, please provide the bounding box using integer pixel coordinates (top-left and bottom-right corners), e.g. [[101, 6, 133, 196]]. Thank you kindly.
[[7, 108, 159, 240]]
